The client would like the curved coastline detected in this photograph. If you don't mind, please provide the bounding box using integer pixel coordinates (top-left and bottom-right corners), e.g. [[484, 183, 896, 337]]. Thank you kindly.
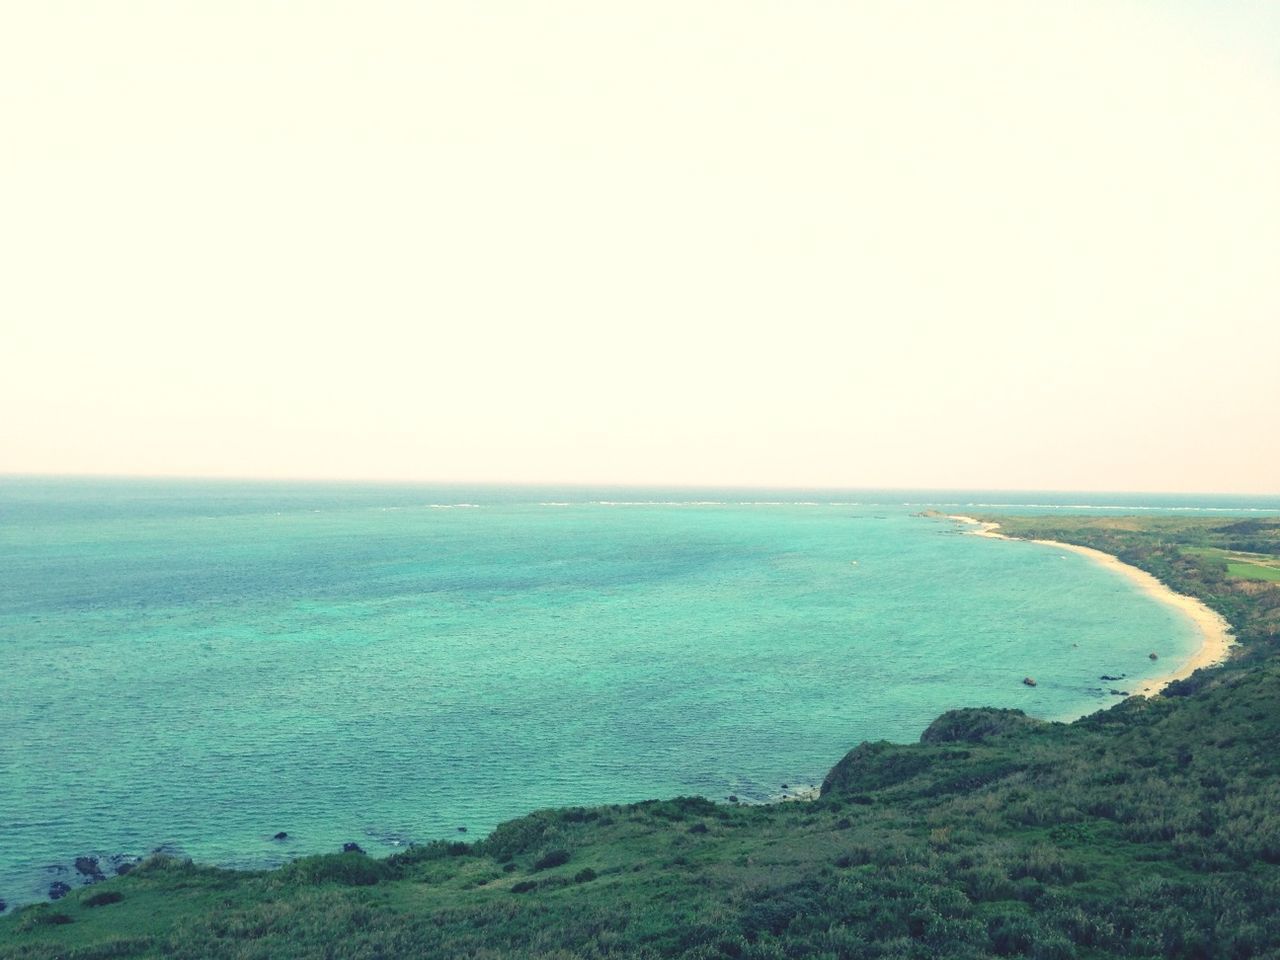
[[948, 514, 1236, 696]]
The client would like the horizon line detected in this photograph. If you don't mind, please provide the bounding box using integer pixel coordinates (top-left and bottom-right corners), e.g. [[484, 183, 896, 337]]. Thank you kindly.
[[2, 472, 1278, 500]]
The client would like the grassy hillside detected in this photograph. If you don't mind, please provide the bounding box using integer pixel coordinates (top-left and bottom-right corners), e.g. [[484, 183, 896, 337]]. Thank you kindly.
[[4, 515, 1280, 960]]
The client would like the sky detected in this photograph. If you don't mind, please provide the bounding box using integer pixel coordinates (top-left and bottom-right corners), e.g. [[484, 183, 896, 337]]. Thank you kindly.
[[2, 2, 1278, 493]]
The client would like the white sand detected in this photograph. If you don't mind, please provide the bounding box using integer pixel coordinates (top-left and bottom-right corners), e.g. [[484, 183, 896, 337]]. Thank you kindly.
[[947, 515, 1235, 696]]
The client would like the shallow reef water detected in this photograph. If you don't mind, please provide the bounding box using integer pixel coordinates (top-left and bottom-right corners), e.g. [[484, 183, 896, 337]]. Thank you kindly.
[[5, 479, 1273, 906]]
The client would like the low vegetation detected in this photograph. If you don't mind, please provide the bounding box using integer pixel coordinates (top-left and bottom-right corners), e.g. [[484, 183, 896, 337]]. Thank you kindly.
[[4, 516, 1279, 959]]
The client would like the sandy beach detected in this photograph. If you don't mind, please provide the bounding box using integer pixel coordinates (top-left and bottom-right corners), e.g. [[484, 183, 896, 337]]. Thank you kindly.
[[948, 515, 1236, 696]]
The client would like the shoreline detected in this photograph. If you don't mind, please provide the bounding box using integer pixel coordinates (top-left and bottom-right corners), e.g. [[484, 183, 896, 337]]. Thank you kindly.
[[947, 515, 1236, 696]]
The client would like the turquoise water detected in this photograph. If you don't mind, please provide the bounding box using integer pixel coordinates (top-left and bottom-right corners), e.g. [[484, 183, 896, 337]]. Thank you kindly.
[[2, 480, 1277, 907]]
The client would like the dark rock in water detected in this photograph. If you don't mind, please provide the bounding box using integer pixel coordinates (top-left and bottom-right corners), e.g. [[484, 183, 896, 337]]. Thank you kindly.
[[727, 795, 739, 803], [1023, 677, 1037, 687], [457, 826, 467, 833], [49, 881, 72, 900], [0, 899, 6, 913], [342, 842, 365, 855], [1109, 689, 1130, 696], [272, 832, 289, 841], [1100, 674, 1125, 681], [781, 784, 789, 790], [110, 854, 142, 874], [75, 856, 104, 881], [1149, 652, 1159, 660]]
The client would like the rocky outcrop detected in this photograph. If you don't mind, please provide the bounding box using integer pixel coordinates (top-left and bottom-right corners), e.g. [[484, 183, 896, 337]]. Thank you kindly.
[[920, 707, 1041, 745], [74, 856, 104, 882], [820, 740, 934, 796]]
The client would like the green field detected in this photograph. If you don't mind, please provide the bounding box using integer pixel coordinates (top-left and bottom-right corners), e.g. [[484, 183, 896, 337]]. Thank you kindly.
[[1184, 546, 1280, 583], [4, 515, 1280, 959]]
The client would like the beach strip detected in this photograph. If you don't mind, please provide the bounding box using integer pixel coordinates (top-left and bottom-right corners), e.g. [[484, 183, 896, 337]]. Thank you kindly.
[[947, 515, 1236, 696]]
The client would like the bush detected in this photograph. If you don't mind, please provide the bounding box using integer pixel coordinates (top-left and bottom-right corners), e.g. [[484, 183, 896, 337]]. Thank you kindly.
[[739, 882, 823, 941], [16, 905, 75, 931], [480, 813, 557, 862], [533, 849, 571, 871], [83, 890, 125, 907], [386, 839, 471, 870], [511, 880, 538, 894], [279, 853, 390, 887], [988, 912, 1038, 956], [573, 868, 597, 883], [921, 708, 1040, 744]]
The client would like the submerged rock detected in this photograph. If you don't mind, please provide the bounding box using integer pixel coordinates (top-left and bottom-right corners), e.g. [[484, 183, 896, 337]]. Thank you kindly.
[[49, 881, 72, 900], [1149, 652, 1159, 660], [342, 842, 365, 855], [272, 832, 289, 841], [0, 899, 7, 913], [1023, 677, 1037, 687]]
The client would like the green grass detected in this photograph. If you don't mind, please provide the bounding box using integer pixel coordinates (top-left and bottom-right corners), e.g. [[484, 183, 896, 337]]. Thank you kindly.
[[1227, 560, 1280, 582], [1184, 546, 1280, 582], [4, 515, 1280, 958]]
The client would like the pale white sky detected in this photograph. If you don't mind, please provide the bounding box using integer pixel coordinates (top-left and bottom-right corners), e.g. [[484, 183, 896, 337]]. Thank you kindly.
[[2, 2, 1278, 493]]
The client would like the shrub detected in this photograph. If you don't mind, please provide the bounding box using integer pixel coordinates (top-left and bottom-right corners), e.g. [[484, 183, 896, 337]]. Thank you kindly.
[[739, 884, 822, 941], [16, 906, 75, 931], [921, 708, 1040, 744], [511, 880, 538, 894], [533, 849, 571, 871], [279, 853, 389, 887], [573, 868, 597, 883], [83, 890, 125, 907], [988, 912, 1038, 956], [480, 814, 556, 862]]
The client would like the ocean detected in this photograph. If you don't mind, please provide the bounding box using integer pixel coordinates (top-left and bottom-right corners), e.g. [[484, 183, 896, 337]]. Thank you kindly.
[[2, 478, 1278, 906]]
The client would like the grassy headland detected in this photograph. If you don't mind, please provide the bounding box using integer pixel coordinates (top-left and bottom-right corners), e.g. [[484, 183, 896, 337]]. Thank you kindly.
[[4, 515, 1280, 959]]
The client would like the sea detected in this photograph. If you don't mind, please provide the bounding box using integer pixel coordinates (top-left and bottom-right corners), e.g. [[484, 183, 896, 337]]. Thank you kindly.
[[2, 478, 1278, 907]]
